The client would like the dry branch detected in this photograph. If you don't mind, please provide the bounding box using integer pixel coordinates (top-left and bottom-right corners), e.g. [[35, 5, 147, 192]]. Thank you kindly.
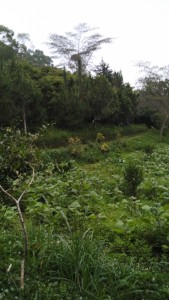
[[0, 166, 35, 289]]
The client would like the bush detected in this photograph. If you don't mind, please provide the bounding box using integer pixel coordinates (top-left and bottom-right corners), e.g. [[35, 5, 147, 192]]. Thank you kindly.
[[96, 132, 105, 143], [39, 148, 71, 165], [35, 127, 71, 148], [0, 128, 38, 190], [122, 162, 143, 197], [143, 144, 155, 155]]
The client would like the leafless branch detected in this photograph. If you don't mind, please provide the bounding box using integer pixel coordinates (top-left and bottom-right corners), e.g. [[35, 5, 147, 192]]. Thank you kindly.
[[0, 166, 35, 289]]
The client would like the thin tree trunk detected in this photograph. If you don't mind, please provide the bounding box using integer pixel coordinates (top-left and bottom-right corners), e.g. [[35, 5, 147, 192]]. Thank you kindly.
[[63, 66, 68, 89], [22, 100, 27, 134], [160, 113, 169, 138], [16, 201, 28, 259], [20, 259, 25, 289], [0, 167, 34, 289], [78, 56, 82, 94]]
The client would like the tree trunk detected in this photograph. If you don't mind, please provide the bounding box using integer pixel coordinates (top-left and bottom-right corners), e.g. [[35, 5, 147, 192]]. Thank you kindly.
[[160, 113, 169, 138], [22, 100, 27, 134], [63, 66, 68, 89], [78, 56, 82, 94]]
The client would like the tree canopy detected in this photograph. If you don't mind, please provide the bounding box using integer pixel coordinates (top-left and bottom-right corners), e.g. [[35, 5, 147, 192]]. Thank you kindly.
[[0, 23, 138, 130], [47, 23, 112, 70], [136, 62, 169, 134]]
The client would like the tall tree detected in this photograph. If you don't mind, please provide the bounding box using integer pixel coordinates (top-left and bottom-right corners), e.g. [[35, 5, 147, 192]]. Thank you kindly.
[[0, 25, 18, 49], [27, 49, 53, 67], [0, 25, 19, 126], [11, 61, 44, 133], [47, 23, 112, 89], [137, 62, 169, 135], [87, 75, 118, 122], [94, 59, 123, 88], [117, 83, 137, 125], [94, 59, 113, 83]]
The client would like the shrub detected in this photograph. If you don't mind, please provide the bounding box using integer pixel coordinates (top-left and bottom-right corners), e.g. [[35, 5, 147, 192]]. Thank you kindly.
[[35, 127, 70, 148], [100, 143, 110, 152], [0, 128, 38, 191], [78, 147, 102, 163], [39, 148, 71, 166], [122, 162, 143, 197], [67, 136, 85, 158], [96, 132, 105, 143], [54, 160, 75, 173], [68, 136, 81, 145], [143, 144, 155, 155]]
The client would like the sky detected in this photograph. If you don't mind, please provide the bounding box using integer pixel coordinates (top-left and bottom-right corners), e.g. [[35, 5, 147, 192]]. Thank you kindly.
[[1, 0, 169, 87]]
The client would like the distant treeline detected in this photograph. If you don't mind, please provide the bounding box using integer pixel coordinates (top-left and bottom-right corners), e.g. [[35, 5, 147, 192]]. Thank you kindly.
[[1, 24, 163, 132]]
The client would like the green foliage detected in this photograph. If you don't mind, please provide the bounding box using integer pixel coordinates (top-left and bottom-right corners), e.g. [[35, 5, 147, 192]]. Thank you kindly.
[[122, 161, 143, 196], [0, 23, 138, 130], [1, 24, 169, 297], [36, 127, 71, 148], [96, 132, 105, 142], [117, 83, 138, 125], [94, 59, 123, 88], [23, 49, 53, 67], [99, 142, 110, 152], [0, 128, 38, 190], [2, 127, 169, 298], [88, 74, 118, 122], [67, 136, 85, 158], [143, 143, 155, 155], [1, 220, 168, 299]]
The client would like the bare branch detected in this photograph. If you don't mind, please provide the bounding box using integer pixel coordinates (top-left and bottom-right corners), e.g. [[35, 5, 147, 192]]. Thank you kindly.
[[0, 166, 35, 289], [0, 185, 17, 203], [18, 166, 35, 203]]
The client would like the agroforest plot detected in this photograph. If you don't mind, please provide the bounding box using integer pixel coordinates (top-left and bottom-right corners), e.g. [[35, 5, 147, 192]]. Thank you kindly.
[[1, 22, 169, 299], [1, 126, 169, 299]]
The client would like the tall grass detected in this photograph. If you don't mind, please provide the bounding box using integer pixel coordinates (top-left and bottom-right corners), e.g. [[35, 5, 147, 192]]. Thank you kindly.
[[27, 228, 166, 300], [1, 221, 169, 299]]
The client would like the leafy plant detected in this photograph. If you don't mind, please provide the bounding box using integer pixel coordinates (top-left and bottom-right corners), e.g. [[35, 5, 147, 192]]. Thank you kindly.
[[96, 132, 105, 143], [0, 128, 38, 190], [99, 142, 110, 152], [122, 161, 143, 196], [143, 143, 155, 155]]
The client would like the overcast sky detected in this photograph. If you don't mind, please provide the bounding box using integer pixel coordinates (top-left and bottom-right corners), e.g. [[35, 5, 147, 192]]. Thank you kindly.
[[1, 0, 169, 86]]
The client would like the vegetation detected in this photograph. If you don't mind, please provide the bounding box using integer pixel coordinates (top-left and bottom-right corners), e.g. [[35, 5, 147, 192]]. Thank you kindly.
[[136, 62, 169, 135], [2, 22, 169, 299], [47, 23, 112, 90], [1, 125, 169, 299], [0, 23, 138, 131]]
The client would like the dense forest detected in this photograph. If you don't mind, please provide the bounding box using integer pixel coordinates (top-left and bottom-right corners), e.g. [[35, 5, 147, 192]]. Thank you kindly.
[[1, 23, 169, 299]]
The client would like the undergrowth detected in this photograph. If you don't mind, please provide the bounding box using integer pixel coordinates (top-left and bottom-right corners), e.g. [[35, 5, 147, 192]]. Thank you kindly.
[[1, 125, 169, 299]]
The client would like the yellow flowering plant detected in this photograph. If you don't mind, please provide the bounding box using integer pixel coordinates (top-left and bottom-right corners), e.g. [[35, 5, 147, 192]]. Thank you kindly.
[[96, 132, 105, 143], [100, 143, 110, 152]]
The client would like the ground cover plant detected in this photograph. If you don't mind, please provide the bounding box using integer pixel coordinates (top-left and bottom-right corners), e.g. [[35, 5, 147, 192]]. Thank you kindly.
[[1, 125, 169, 299]]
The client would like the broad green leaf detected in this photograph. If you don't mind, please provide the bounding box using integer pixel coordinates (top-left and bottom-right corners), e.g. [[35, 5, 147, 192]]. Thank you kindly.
[[116, 220, 124, 228], [162, 204, 169, 211], [141, 205, 151, 211], [97, 213, 106, 219], [68, 201, 81, 209]]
